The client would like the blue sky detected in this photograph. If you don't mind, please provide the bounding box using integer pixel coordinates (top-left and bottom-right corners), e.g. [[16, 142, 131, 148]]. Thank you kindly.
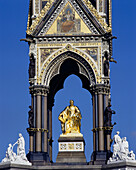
[[0, 0, 136, 163]]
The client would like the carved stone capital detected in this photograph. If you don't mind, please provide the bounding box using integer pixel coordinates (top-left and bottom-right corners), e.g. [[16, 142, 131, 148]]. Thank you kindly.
[[29, 85, 49, 96], [90, 84, 110, 95]]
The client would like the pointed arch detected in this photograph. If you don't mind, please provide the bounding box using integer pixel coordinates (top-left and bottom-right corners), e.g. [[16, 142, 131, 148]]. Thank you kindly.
[[39, 44, 99, 87]]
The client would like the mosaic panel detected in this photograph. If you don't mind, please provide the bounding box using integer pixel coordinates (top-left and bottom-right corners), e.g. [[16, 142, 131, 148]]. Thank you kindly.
[[60, 144, 67, 150], [57, 5, 81, 33], [83, 48, 98, 61], [59, 142, 84, 152], [76, 143, 82, 150], [68, 143, 74, 150], [40, 48, 56, 64]]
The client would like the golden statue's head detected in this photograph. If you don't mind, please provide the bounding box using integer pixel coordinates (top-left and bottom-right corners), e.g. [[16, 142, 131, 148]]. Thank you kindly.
[[70, 100, 74, 106]]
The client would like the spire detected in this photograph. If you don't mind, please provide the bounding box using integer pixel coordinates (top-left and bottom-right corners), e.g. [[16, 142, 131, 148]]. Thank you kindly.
[[95, 0, 112, 27]]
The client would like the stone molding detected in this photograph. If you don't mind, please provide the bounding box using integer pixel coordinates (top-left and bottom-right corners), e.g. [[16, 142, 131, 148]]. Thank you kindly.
[[29, 85, 49, 96], [27, 128, 48, 133], [36, 35, 102, 44], [90, 84, 110, 95], [92, 126, 113, 132]]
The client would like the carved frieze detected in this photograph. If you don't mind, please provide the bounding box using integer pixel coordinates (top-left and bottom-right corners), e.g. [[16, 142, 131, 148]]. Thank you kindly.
[[29, 85, 49, 95], [90, 84, 110, 95], [59, 142, 84, 152]]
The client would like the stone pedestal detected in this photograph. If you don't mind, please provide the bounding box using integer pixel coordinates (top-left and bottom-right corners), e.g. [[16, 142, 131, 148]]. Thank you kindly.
[[90, 151, 112, 165], [27, 152, 50, 165], [56, 134, 86, 163]]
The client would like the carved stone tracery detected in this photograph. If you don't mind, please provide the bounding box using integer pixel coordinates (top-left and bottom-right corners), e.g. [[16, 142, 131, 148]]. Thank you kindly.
[[42, 51, 96, 87]]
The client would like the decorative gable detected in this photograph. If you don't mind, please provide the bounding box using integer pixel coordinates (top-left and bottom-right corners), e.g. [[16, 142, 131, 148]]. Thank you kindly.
[[26, 0, 111, 36], [45, 3, 93, 35]]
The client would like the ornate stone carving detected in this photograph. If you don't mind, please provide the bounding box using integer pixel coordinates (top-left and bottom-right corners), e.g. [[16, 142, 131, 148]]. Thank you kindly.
[[2, 144, 16, 162], [29, 85, 49, 96], [2, 134, 31, 165], [29, 43, 37, 57], [59, 142, 84, 152], [26, 1, 54, 35], [78, 63, 89, 79], [43, 51, 96, 86], [90, 84, 110, 95], [27, 0, 111, 35], [39, 0, 99, 36], [37, 36, 102, 44], [82, 0, 111, 32], [108, 132, 136, 163]]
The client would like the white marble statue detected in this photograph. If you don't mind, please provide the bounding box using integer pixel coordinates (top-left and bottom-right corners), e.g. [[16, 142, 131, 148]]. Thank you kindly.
[[2, 144, 16, 163], [108, 131, 136, 163], [2, 133, 31, 165]]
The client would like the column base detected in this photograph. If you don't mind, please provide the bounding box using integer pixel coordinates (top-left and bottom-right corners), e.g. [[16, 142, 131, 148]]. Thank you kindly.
[[27, 152, 50, 165], [90, 151, 112, 165]]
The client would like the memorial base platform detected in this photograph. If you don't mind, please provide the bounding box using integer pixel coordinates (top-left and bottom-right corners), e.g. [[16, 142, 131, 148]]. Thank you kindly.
[[1, 161, 136, 170]]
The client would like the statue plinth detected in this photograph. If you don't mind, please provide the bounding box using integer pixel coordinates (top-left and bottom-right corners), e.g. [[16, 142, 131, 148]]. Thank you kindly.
[[56, 133, 86, 163]]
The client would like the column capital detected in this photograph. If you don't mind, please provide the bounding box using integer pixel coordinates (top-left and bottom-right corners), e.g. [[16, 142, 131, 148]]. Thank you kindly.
[[90, 84, 110, 95], [29, 85, 49, 96]]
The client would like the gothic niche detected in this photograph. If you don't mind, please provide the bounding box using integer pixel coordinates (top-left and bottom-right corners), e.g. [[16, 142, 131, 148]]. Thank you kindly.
[[57, 5, 81, 33], [29, 54, 35, 79], [103, 51, 109, 77]]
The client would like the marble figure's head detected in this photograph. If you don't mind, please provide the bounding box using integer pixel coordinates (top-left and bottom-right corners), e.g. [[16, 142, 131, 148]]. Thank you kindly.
[[19, 133, 22, 137], [116, 131, 120, 135], [9, 144, 12, 147], [123, 137, 126, 141]]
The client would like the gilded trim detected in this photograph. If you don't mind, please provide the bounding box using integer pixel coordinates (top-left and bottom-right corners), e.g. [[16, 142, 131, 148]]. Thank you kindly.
[[27, 0, 112, 35], [109, 0, 112, 29], [27, 0, 32, 30], [83, 0, 112, 32], [26, 0, 54, 35], [27, 128, 49, 132]]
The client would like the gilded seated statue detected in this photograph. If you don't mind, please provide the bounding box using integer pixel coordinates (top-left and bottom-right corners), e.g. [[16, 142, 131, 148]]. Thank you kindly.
[[58, 100, 82, 135]]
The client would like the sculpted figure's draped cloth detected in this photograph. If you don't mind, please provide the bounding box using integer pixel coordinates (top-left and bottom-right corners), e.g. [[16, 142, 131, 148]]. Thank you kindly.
[[58, 100, 82, 134]]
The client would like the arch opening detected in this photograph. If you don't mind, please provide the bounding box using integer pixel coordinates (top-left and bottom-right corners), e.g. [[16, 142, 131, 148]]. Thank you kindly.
[[48, 57, 94, 102], [52, 74, 93, 162], [46, 52, 96, 163]]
